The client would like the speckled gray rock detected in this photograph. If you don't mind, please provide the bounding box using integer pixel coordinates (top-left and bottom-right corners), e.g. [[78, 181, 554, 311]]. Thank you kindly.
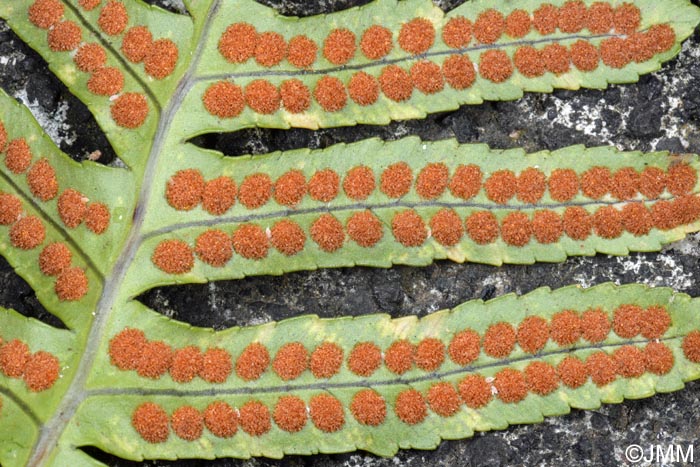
[[1, 1, 700, 466]]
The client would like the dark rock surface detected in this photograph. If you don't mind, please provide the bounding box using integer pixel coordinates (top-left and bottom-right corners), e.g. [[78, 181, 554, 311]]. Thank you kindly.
[[1, 1, 700, 466]]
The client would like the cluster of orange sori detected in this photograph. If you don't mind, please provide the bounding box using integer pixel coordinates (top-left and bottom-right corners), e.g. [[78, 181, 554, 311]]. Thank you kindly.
[[108, 328, 233, 383], [26, 0, 176, 128], [166, 163, 698, 214], [205, 3, 675, 117], [151, 193, 700, 273], [129, 315, 700, 443], [217, 3, 646, 69], [0, 335, 60, 392]]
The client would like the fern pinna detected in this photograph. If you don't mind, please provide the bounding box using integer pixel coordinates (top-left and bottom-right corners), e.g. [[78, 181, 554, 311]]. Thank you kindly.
[[0, 0, 700, 465]]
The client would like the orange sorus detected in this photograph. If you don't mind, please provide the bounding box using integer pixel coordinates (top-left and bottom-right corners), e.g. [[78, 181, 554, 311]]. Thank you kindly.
[[195, 229, 233, 267], [244, 80, 280, 115], [239, 400, 271, 436], [592, 205, 623, 239], [442, 16, 472, 48], [171, 406, 203, 441], [235, 342, 270, 381], [682, 330, 700, 363], [380, 162, 413, 198], [549, 310, 582, 346], [308, 168, 340, 202], [516, 316, 549, 354], [473, 9, 504, 44], [558, 0, 587, 33], [493, 368, 528, 403], [255, 32, 286, 67], [524, 361, 559, 395], [379, 65, 413, 102], [391, 210, 427, 247], [280, 79, 311, 113], [23, 350, 59, 392], [200, 348, 232, 383], [647, 24, 676, 55], [398, 18, 435, 55], [570, 40, 599, 72], [465, 211, 499, 245], [533, 4, 559, 36], [346, 210, 383, 248], [562, 206, 592, 240], [580, 308, 610, 343], [39, 243, 71, 276], [152, 239, 194, 274], [0, 193, 22, 225], [87, 67, 124, 96], [484, 169, 517, 204], [109, 328, 147, 370], [48, 21, 81, 52], [501, 211, 532, 247], [323, 28, 356, 65], [232, 224, 269, 260], [613, 345, 646, 378], [651, 199, 677, 230], [238, 172, 272, 209], [641, 306, 672, 339], [587, 2, 614, 34], [430, 209, 463, 246], [57, 189, 88, 228], [121, 26, 153, 63], [110, 93, 149, 129], [450, 164, 482, 200], [79, 0, 101, 11], [314, 76, 347, 112], [581, 166, 612, 199], [273, 395, 307, 432], [55, 267, 88, 301], [532, 210, 563, 244], [309, 393, 344, 432], [557, 355, 587, 388], [612, 304, 643, 338], [542, 43, 570, 75], [505, 9, 531, 38], [10, 216, 45, 250], [0, 339, 30, 377], [416, 162, 449, 199], [350, 389, 386, 425], [613, 3, 641, 34], [203, 81, 245, 119], [483, 322, 516, 358], [309, 342, 343, 378], [600, 37, 631, 69], [384, 340, 414, 375], [360, 25, 392, 60], [448, 329, 480, 365], [273, 170, 306, 207], [136, 340, 173, 379], [85, 202, 110, 234], [667, 163, 697, 196], [394, 388, 427, 424], [348, 341, 382, 377], [548, 168, 579, 201], [621, 203, 653, 236], [27, 158, 58, 201], [585, 351, 617, 386], [343, 165, 375, 200], [169, 346, 203, 383], [219, 23, 257, 63], [517, 168, 546, 204], [98, 1, 129, 36], [310, 213, 345, 252], [427, 382, 461, 417], [75, 44, 108, 73], [202, 176, 236, 215], [514, 46, 545, 78], [28, 0, 64, 29], [287, 35, 317, 68], [5, 138, 32, 174], [204, 401, 238, 438], [270, 220, 306, 256], [145, 39, 178, 79], [611, 167, 640, 200], [0, 120, 6, 151], [644, 342, 674, 375], [442, 55, 476, 89], [272, 342, 308, 381], [458, 374, 492, 408], [132, 402, 169, 443], [415, 337, 445, 371]]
